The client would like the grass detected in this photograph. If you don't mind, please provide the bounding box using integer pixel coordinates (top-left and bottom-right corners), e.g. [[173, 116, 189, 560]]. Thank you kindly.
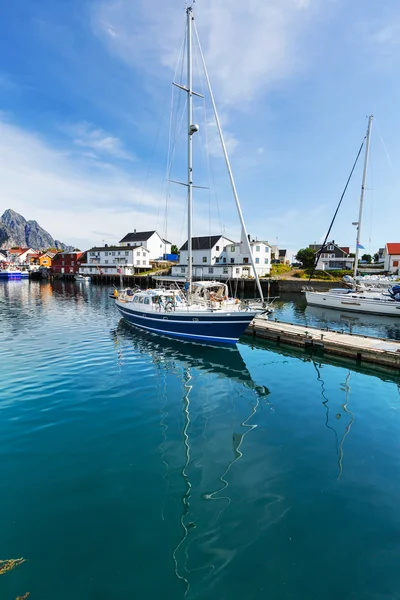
[[293, 269, 353, 280]]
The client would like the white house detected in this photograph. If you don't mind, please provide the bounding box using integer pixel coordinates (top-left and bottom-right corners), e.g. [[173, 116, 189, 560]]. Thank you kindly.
[[171, 233, 271, 279], [309, 241, 354, 271], [119, 230, 171, 260], [79, 245, 150, 275], [8, 248, 37, 265], [383, 243, 400, 274]]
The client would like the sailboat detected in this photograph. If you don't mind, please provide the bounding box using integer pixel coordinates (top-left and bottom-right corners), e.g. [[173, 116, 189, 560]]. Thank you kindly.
[[305, 116, 400, 317], [114, 5, 268, 344]]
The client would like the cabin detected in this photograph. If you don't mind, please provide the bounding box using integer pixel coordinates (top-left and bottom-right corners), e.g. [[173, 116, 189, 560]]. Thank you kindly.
[[119, 230, 171, 260]]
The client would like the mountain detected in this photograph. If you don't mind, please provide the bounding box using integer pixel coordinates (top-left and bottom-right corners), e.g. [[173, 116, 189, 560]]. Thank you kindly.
[[0, 209, 74, 251]]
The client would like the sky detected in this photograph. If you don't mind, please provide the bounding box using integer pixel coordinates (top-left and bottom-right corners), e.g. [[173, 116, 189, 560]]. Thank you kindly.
[[0, 0, 399, 259]]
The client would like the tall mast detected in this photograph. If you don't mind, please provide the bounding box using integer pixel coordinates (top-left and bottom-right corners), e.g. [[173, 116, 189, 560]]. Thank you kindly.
[[354, 115, 373, 278], [187, 6, 193, 297], [193, 20, 264, 302]]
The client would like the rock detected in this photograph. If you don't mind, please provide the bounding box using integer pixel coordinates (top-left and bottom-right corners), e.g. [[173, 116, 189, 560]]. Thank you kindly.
[[0, 209, 73, 251]]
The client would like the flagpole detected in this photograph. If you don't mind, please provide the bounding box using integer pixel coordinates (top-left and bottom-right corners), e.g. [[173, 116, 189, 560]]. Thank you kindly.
[[353, 115, 373, 279]]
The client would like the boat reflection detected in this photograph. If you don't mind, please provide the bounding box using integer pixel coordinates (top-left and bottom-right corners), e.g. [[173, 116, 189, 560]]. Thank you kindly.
[[112, 323, 275, 596], [306, 304, 400, 340]]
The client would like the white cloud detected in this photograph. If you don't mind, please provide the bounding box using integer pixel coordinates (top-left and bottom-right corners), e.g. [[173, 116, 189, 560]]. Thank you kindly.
[[92, 0, 319, 105], [0, 116, 186, 248], [60, 121, 134, 160]]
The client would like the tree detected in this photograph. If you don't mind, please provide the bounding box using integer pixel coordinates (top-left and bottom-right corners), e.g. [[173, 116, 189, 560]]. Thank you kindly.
[[373, 252, 380, 263], [361, 254, 372, 264], [171, 244, 179, 255], [295, 248, 315, 269]]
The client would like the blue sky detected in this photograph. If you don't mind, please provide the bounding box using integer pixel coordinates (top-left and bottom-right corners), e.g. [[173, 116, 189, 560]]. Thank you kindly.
[[0, 0, 399, 258]]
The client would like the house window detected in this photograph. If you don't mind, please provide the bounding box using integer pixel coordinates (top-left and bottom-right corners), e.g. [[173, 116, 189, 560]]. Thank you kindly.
[[136, 260, 140, 265], [142, 252, 146, 257], [393, 260, 399, 267], [216, 246, 220, 251], [181, 267, 185, 273], [231, 246, 235, 252], [223, 267, 228, 274], [235, 268, 240, 274], [117, 251, 120, 255], [202, 257, 207, 263], [104, 268, 108, 272], [330, 254, 335, 258], [265, 247, 268, 252], [71, 261, 74, 265], [223, 258, 226, 263], [265, 258, 269, 264], [243, 258, 249, 264], [328, 245, 334, 251], [255, 258, 260, 264], [125, 252, 129, 256], [105, 260, 108, 264], [208, 268, 214, 274], [137, 252, 140, 256], [230, 258, 234, 264], [127, 243, 131, 247], [216, 257, 219, 263], [142, 261, 146, 265], [256, 245, 260, 252]]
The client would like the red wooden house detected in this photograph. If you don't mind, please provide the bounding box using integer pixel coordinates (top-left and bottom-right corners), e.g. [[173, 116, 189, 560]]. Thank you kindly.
[[51, 251, 86, 274]]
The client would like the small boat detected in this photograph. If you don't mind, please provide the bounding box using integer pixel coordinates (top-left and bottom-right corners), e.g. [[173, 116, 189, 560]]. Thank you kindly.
[[114, 5, 269, 344], [0, 264, 22, 279], [75, 274, 91, 282]]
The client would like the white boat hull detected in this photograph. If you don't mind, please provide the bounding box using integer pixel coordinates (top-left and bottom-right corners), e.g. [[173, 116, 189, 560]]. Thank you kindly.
[[305, 291, 400, 317]]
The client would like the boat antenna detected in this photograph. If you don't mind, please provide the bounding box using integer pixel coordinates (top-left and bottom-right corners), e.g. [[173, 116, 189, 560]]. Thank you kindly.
[[353, 115, 373, 279], [307, 131, 367, 284], [193, 19, 264, 302]]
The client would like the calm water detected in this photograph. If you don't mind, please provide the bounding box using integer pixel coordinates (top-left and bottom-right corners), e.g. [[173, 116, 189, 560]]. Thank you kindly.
[[273, 292, 400, 340], [1, 280, 400, 600]]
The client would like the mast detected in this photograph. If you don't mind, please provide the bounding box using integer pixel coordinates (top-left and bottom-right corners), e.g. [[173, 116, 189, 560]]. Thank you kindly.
[[193, 20, 264, 302], [187, 6, 193, 298], [354, 115, 373, 279]]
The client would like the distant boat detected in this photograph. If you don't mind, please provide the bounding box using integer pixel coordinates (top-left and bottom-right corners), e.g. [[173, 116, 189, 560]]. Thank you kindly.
[[305, 116, 400, 317], [114, 5, 269, 344], [75, 274, 91, 282], [0, 265, 22, 279]]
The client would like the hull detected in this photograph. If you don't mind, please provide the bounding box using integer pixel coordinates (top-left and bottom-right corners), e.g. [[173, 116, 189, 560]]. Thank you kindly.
[[305, 291, 400, 317], [116, 302, 256, 344], [0, 271, 22, 279]]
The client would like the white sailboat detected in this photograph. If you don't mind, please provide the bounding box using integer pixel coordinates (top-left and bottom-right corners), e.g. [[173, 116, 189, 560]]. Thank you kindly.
[[114, 5, 269, 344], [305, 116, 400, 317]]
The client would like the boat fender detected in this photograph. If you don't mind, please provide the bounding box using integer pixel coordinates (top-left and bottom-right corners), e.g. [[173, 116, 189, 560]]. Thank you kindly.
[[113, 289, 119, 298]]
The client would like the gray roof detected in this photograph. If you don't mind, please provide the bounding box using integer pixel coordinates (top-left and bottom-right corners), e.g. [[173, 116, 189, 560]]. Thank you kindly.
[[162, 238, 171, 244], [119, 231, 156, 243], [180, 235, 224, 252], [279, 249, 287, 256]]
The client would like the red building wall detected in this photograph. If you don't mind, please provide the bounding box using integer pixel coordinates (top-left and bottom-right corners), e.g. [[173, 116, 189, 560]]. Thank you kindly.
[[51, 252, 85, 274]]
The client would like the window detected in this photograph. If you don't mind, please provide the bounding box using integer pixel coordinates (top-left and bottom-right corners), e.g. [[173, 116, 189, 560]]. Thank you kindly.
[[235, 268, 240, 274], [255, 258, 260, 264], [243, 257, 249, 264], [223, 258, 226, 263], [231, 246, 235, 252], [71, 261, 74, 265], [230, 258, 234, 264], [180, 267, 185, 273], [142, 252, 146, 257], [265, 247, 268, 252], [105, 260, 108, 264], [264, 258, 269, 264], [137, 252, 140, 256], [139, 297, 144, 304], [216, 245, 220, 251], [104, 268, 108, 272], [62, 261, 65, 266], [328, 245, 334, 251], [330, 254, 335, 258], [136, 261, 140, 265], [144, 298, 150, 305], [208, 267, 214, 274], [142, 261, 146, 265], [256, 246, 260, 252], [223, 267, 228, 274], [117, 251, 120, 255], [202, 257, 207, 263], [127, 243, 131, 247], [125, 252, 129, 256], [216, 257, 219, 263]]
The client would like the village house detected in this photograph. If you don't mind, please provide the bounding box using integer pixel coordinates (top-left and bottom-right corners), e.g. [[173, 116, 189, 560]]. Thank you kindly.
[[383, 243, 400, 274], [8, 247, 37, 265], [39, 252, 56, 268], [308, 241, 354, 270], [171, 233, 272, 279], [119, 230, 171, 260], [79, 245, 150, 276], [52, 251, 86, 275]]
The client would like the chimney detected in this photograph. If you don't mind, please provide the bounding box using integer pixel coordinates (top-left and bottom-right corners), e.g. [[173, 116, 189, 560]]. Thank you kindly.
[[134, 228, 136, 233]]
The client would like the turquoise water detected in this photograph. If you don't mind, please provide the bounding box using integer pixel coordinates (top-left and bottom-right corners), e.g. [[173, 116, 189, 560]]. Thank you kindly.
[[1, 280, 400, 600], [273, 292, 400, 340]]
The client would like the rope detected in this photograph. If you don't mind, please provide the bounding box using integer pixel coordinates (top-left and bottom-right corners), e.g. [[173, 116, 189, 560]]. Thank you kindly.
[[307, 137, 366, 284]]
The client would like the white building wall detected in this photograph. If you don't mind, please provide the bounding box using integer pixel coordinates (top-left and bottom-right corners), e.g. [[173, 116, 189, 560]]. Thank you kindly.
[[179, 236, 233, 268], [80, 246, 150, 274], [120, 232, 171, 259], [384, 254, 400, 274]]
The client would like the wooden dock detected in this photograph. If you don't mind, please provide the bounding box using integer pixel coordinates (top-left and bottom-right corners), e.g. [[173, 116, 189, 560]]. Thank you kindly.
[[246, 318, 400, 370]]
